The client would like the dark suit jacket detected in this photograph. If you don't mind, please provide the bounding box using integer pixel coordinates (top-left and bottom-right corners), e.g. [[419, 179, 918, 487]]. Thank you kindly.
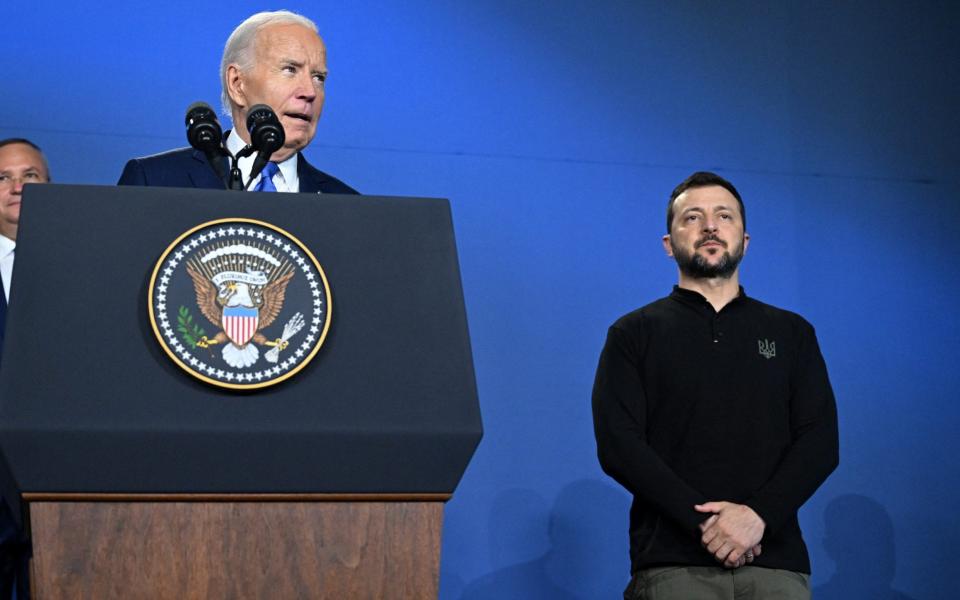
[[117, 146, 358, 194], [0, 283, 6, 365], [0, 282, 28, 599]]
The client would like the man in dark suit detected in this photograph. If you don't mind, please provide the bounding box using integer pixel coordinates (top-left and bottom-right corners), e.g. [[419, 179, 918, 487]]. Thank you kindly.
[[0, 137, 49, 600], [118, 10, 357, 195]]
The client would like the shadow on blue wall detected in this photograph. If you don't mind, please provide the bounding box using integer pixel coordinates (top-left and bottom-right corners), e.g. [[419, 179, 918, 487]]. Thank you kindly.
[[813, 494, 916, 600], [459, 479, 629, 599]]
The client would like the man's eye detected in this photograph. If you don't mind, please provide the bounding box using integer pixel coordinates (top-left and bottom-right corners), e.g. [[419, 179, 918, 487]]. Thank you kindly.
[[282, 65, 296, 74], [24, 173, 41, 181], [0, 175, 8, 182]]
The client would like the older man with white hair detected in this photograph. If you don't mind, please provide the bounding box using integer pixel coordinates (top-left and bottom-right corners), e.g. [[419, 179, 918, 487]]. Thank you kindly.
[[118, 10, 357, 194]]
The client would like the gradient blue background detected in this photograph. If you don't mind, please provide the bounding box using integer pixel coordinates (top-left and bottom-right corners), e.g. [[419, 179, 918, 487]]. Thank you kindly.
[[3, 2, 957, 598]]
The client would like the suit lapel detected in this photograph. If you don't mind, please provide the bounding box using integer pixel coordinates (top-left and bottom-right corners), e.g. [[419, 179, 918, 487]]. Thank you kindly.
[[296, 153, 321, 193], [295, 153, 357, 194]]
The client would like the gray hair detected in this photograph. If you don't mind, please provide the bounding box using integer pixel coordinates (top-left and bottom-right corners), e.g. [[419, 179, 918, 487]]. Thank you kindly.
[[220, 10, 319, 116]]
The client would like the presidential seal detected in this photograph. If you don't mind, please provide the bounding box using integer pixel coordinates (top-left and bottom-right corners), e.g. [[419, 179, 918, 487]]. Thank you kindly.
[[148, 218, 331, 390]]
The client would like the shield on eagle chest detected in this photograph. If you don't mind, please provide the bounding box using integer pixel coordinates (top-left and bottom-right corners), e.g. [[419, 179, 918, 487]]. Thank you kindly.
[[222, 306, 259, 346]]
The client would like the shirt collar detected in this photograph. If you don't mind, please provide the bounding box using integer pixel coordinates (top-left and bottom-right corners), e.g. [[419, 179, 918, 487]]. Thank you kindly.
[[669, 284, 747, 311], [0, 234, 15, 260]]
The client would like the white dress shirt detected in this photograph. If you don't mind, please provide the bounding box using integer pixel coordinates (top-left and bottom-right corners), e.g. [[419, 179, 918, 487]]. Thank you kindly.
[[225, 130, 300, 193], [0, 234, 14, 302]]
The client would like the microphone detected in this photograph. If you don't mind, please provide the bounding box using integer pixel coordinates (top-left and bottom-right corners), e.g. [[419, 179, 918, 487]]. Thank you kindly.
[[185, 101, 228, 187], [185, 102, 223, 153], [245, 104, 285, 189]]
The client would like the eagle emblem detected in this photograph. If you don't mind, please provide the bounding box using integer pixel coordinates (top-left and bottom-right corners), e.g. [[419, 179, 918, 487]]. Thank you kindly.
[[186, 244, 295, 369], [149, 219, 331, 390]]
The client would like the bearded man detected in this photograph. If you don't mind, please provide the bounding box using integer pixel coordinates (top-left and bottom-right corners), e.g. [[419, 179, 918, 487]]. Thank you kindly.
[[592, 171, 839, 600]]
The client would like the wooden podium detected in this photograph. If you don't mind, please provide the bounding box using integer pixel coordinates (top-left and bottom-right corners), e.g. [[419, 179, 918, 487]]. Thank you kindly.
[[26, 493, 447, 598], [0, 185, 482, 599]]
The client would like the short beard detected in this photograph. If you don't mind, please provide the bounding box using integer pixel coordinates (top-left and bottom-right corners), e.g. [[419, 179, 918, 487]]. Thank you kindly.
[[670, 236, 744, 280]]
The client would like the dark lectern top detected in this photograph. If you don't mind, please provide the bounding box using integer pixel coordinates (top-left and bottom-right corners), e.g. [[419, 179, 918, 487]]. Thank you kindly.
[[0, 184, 482, 503]]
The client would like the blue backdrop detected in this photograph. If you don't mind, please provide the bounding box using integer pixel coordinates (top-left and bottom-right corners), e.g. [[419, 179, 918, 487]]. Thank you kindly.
[[3, 2, 957, 598]]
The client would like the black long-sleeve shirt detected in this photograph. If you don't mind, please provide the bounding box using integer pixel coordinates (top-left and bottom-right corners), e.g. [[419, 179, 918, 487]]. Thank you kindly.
[[592, 286, 838, 574]]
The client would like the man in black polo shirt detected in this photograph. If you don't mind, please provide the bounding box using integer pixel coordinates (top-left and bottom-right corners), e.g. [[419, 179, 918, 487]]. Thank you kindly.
[[592, 172, 838, 599]]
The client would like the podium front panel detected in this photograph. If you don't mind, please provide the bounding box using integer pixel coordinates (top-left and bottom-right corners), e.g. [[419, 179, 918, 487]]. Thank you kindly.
[[0, 184, 482, 495]]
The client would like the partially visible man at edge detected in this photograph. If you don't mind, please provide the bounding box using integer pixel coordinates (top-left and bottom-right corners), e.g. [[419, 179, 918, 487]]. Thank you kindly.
[[118, 10, 357, 194], [592, 171, 838, 600], [0, 137, 50, 600]]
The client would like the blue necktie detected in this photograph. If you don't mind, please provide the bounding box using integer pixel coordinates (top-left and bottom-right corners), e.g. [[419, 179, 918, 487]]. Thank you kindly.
[[253, 162, 279, 192]]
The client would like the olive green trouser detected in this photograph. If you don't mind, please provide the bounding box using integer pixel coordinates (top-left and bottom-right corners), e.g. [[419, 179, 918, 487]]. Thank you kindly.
[[624, 566, 810, 600]]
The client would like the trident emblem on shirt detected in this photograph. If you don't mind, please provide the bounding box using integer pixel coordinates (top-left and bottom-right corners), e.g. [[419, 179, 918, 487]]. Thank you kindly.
[[758, 339, 776, 359]]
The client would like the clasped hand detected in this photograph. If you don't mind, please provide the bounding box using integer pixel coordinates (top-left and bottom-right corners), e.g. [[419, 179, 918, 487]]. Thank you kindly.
[[695, 501, 765, 569]]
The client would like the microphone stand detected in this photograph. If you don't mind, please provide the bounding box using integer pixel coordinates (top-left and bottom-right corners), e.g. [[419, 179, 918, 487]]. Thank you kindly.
[[197, 147, 231, 191], [216, 142, 266, 191], [244, 150, 274, 191], [228, 144, 257, 191]]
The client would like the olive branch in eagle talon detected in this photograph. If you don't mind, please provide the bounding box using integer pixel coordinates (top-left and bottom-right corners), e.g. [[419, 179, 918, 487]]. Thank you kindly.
[[186, 263, 294, 368], [176, 306, 207, 349]]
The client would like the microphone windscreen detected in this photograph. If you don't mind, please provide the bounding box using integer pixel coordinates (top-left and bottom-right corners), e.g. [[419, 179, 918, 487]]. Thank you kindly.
[[185, 101, 223, 153], [246, 104, 285, 154], [185, 101, 216, 125]]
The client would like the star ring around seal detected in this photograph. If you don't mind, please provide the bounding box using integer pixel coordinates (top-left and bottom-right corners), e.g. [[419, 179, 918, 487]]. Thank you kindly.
[[148, 218, 331, 390]]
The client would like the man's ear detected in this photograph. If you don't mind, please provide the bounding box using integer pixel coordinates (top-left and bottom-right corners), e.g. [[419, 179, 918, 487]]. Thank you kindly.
[[662, 234, 674, 257], [226, 64, 246, 109]]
